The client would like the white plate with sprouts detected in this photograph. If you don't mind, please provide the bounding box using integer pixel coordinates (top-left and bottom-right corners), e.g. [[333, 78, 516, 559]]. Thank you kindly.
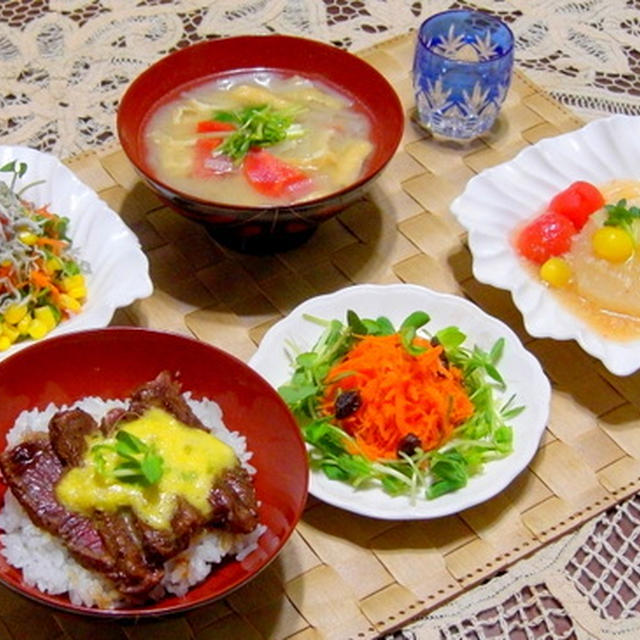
[[0, 145, 152, 360], [249, 283, 550, 519]]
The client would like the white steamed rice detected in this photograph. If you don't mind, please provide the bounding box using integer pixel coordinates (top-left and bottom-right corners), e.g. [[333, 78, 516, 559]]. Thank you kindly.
[[0, 394, 265, 609]]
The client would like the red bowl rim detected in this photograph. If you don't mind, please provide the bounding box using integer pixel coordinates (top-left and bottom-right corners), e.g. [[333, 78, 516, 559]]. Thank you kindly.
[[0, 327, 309, 618], [116, 34, 404, 212]]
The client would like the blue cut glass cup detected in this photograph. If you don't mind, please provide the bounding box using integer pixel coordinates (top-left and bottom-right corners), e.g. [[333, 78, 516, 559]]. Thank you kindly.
[[413, 9, 515, 140]]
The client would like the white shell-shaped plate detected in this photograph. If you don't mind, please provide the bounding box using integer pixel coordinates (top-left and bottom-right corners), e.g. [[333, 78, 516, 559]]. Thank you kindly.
[[450, 114, 640, 377], [0, 146, 152, 360], [249, 284, 550, 520]]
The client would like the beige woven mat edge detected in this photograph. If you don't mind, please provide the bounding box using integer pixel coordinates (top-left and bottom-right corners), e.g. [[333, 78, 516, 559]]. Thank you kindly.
[[9, 32, 638, 640]]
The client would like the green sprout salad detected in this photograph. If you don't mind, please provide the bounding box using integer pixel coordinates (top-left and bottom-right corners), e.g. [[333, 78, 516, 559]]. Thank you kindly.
[[278, 310, 524, 502]]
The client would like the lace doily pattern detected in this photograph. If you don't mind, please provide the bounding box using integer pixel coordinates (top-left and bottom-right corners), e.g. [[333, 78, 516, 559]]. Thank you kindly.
[[565, 496, 640, 621], [1, 0, 640, 156], [384, 497, 640, 639], [440, 583, 577, 639]]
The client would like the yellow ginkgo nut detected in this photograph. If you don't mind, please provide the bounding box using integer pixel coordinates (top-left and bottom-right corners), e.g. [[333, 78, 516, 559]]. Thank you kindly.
[[592, 226, 634, 263], [539, 257, 572, 288]]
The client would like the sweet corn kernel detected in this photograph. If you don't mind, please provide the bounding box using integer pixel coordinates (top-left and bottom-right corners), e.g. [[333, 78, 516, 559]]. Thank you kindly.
[[59, 294, 81, 312], [34, 306, 57, 332], [62, 274, 85, 291], [45, 256, 63, 274], [67, 285, 87, 300], [28, 318, 48, 340], [18, 231, 38, 246], [0, 336, 11, 351], [17, 313, 33, 335], [4, 303, 28, 325], [1, 323, 19, 343]]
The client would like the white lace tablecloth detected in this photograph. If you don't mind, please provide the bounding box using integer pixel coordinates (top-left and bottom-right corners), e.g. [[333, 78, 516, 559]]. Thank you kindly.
[[2, 2, 640, 639], [2, 0, 640, 158]]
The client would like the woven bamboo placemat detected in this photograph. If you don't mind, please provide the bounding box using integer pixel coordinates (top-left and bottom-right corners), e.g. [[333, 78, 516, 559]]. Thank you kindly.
[[3, 32, 640, 640]]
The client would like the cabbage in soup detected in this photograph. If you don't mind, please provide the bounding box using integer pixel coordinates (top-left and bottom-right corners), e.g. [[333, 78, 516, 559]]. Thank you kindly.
[[144, 72, 374, 206]]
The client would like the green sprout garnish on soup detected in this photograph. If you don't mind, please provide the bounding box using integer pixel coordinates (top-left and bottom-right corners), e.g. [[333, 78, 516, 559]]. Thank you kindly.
[[213, 103, 305, 161]]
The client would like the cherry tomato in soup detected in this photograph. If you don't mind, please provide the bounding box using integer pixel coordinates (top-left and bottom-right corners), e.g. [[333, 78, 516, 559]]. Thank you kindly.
[[516, 210, 576, 264], [548, 181, 604, 231]]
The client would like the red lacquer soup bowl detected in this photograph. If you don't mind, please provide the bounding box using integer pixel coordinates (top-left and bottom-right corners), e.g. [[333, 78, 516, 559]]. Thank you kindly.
[[117, 34, 404, 253], [0, 327, 308, 618]]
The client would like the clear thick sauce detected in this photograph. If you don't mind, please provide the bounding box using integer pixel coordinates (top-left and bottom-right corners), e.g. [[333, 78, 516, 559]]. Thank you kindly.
[[536, 263, 640, 340], [55, 407, 237, 529]]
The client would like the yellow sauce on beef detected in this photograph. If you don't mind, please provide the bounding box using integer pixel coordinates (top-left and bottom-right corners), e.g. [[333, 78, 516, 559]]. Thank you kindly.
[[55, 407, 237, 529]]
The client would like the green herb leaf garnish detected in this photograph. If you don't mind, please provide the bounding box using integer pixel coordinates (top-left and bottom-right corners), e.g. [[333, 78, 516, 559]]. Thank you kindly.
[[399, 310, 431, 355], [91, 430, 164, 487], [604, 199, 640, 241], [214, 103, 305, 162], [0, 160, 27, 190], [346, 309, 368, 335], [0, 159, 45, 195]]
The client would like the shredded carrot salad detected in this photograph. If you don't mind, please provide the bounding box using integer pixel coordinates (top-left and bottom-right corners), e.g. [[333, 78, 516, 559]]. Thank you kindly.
[[321, 334, 474, 460], [278, 310, 522, 500]]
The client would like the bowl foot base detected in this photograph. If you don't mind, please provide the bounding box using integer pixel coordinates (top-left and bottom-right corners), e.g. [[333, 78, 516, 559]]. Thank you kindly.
[[205, 224, 318, 254]]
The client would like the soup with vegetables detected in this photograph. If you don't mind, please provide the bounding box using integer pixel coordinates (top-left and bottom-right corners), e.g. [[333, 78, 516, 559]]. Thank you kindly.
[[144, 71, 374, 206]]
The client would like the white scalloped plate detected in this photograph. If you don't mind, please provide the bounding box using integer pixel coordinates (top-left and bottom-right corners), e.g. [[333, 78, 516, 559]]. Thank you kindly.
[[450, 114, 640, 377], [249, 284, 550, 520], [0, 146, 152, 360]]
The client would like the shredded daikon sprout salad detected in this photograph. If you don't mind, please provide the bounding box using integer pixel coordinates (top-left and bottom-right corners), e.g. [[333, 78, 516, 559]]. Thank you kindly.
[[0, 160, 87, 350]]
